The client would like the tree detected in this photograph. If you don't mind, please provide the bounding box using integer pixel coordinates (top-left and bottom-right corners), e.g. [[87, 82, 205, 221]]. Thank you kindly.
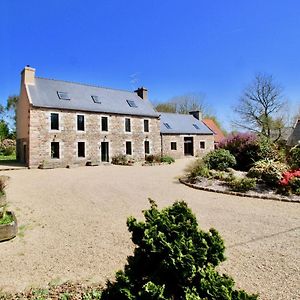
[[233, 73, 285, 141], [0, 120, 9, 142], [6, 95, 18, 131], [156, 92, 210, 115], [102, 200, 257, 300]]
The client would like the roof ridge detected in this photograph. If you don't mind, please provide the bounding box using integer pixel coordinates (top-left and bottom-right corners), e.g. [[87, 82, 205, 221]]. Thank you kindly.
[[35, 77, 135, 94]]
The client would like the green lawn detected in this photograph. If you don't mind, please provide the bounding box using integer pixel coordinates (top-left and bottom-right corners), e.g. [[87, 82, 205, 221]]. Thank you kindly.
[[0, 153, 17, 161]]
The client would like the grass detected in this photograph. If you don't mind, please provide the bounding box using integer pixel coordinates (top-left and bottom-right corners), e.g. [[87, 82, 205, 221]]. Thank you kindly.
[[0, 212, 13, 225], [0, 153, 16, 161]]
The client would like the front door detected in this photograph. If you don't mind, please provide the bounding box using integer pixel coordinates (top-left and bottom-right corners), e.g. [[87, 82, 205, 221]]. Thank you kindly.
[[101, 142, 109, 162], [23, 144, 27, 165], [184, 137, 194, 156]]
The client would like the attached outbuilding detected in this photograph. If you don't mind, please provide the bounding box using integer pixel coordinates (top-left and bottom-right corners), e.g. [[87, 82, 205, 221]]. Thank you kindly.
[[160, 111, 214, 159]]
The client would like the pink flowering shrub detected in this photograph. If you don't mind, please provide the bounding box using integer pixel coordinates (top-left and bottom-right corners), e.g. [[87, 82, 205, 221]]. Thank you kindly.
[[279, 169, 300, 195]]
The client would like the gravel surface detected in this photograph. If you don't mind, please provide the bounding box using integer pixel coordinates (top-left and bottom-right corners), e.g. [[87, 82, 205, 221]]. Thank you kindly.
[[0, 158, 299, 299]]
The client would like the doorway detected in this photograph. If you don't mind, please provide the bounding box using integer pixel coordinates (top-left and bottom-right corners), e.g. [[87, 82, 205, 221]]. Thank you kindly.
[[184, 137, 194, 156], [101, 142, 109, 162]]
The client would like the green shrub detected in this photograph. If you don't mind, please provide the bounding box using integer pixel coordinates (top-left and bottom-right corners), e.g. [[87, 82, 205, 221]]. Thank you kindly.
[[226, 177, 256, 192], [101, 200, 257, 300], [0, 145, 15, 156], [290, 177, 300, 195], [247, 159, 288, 187], [160, 155, 175, 164], [186, 159, 210, 179], [288, 147, 300, 169], [203, 149, 236, 171], [112, 154, 129, 165]]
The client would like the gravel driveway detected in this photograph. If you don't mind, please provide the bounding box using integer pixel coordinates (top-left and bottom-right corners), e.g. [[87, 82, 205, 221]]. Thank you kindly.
[[0, 158, 299, 299]]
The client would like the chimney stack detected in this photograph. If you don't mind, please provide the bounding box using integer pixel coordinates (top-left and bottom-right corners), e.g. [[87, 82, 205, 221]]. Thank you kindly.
[[189, 110, 202, 121], [21, 65, 35, 85], [135, 87, 148, 100]]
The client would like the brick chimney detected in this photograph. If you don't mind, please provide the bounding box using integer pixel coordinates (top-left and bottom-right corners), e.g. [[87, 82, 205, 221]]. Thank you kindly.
[[21, 65, 35, 85], [189, 110, 202, 121], [135, 87, 148, 100]]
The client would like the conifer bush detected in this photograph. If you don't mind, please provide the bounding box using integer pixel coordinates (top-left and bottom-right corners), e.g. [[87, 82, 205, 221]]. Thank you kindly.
[[203, 149, 236, 171], [101, 200, 258, 300]]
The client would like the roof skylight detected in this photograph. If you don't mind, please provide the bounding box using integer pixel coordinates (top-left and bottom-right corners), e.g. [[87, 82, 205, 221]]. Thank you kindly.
[[163, 122, 171, 129], [91, 95, 101, 104], [57, 91, 70, 100], [193, 124, 200, 130], [126, 100, 137, 108]]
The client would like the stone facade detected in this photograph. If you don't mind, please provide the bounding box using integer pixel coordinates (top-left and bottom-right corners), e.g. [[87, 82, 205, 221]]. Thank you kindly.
[[161, 134, 214, 159], [28, 108, 161, 168]]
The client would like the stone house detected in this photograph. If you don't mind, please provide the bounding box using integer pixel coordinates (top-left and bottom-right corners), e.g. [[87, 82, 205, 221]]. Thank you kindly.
[[17, 66, 161, 168], [160, 112, 214, 159], [16, 66, 214, 168]]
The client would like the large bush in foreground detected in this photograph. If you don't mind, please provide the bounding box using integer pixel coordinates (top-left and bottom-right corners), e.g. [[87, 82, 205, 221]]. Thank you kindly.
[[102, 200, 258, 300], [203, 149, 236, 171]]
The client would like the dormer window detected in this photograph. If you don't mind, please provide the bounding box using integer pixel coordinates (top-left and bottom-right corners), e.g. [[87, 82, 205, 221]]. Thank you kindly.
[[92, 95, 101, 103], [126, 100, 137, 108], [163, 122, 171, 129], [57, 91, 70, 100], [193, 124, 200, 130]]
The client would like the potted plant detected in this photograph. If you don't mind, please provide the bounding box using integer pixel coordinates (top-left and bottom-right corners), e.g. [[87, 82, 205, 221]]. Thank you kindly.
[[0, 177, 17, 242]]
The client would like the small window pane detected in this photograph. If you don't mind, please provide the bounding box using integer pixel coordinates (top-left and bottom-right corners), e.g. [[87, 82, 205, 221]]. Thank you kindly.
[[101, 116, 108, 131], [51, 142, 59, 159], [144, 141, 150, 154], [77, 115, 85, 131], [171, 142, 177, 150], [57, 91, 70, 100], [163, 122, 171, 129], [78, 142, 85, 157], [92, 95, 101, 103], [193, 124, 200, 130], [51, 113, 59, 130], [126, 141, 132, 155], [200, 141, 205, 149], [126, 100, 137, 108], [144, 120, 149, 132], [125, 118, 131, 132]]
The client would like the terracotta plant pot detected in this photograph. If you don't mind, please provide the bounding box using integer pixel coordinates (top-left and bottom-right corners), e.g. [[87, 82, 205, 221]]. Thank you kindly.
[[0, 211, 18, 242]]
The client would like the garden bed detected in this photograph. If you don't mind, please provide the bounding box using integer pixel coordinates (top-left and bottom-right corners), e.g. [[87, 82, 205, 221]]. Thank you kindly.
[[180, 177, 300, 203]]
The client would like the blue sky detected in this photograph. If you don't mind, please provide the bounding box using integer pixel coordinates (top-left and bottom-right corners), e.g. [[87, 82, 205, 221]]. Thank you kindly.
[[1, 0, 300, 130]]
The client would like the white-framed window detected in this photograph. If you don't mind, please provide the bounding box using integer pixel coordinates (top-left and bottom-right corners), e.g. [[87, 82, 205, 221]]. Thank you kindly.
[[171, 142, 177, 150], [51, 142, 60, 159], [101, 116, 109, 132], [125, 118, 131, 132], [126, 141, 132, 155], [144, 140, 150, 155], [77, 114, 85, 131], [200, 141, 206, 149], [77, 141, 85, 158], [144, 119, 149, 132]]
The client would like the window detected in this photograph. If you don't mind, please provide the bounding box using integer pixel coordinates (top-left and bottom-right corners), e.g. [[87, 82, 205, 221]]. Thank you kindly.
[[163, 122, 171, 129], [125, 118, 131, 132], [101, 116, 108, 131], [78, 142, 85, 157], [126, 100, 137, 108], [171, 142, 177, 150], [200, 141, 206, 149], [91, 95, 101, 104], [77, 115, 85, 131], [144, 141, 150, 155], [50, 113, 59, 130], [193, 124, 200, 130], [57, 91, 70, 100], [51, 142, 59, 159], [144, 120, 149, 132], [126, 141, 132, 155]]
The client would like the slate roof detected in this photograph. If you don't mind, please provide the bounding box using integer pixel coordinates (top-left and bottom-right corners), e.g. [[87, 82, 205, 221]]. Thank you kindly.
[[287, 120, 300, 146], [160, 113, 213, 135], [27, 77, 159, 117], [202, 118, 226, 143]]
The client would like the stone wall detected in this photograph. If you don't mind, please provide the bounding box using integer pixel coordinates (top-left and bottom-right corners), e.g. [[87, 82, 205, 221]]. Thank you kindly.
[[29, 107, 161, 168], [161, 134, 214, 159]]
